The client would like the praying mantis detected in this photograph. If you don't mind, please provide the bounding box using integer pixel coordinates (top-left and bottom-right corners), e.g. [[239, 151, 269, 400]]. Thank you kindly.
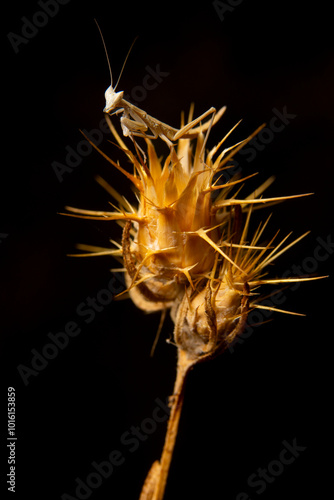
[[96, 22, 226, 150], [104, 86, 226, 148]]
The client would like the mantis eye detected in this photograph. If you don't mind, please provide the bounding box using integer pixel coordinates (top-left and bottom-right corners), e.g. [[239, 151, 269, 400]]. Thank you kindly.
[[104, 85, 113, 100], [115, 90, 124, 102]]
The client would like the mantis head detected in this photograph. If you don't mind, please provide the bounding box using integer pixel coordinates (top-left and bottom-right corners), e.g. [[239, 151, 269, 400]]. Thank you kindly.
[[95, 20, 136, 115], [104, 86, 124, 113]]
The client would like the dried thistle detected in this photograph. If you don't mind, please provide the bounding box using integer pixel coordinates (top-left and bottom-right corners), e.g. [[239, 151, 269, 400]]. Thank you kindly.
[[65, 103, 323, 500]]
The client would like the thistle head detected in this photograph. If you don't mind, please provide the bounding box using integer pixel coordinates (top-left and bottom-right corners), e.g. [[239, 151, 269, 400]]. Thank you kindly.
[[66, 105, 321, 360]]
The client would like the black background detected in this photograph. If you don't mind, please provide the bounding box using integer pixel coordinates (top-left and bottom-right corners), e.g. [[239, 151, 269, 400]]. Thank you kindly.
[[1, 1, 333, 499]]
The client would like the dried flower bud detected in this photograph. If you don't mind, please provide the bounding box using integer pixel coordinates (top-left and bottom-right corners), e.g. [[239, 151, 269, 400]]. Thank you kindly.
[[173, 278, 249, 360]]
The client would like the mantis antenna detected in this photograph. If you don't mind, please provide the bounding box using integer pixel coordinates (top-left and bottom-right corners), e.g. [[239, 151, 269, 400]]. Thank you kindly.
[[114, 36, 139, 91], [94, 19, 113, 87], [94, 19, 138, 91]]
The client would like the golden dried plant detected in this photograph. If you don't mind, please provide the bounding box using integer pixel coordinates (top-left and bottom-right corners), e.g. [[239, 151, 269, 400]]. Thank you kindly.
[[65, 104, 323, 500]]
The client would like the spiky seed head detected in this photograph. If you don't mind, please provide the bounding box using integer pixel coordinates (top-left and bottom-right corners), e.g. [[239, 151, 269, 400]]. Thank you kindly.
[[66, 106, 320, 360]]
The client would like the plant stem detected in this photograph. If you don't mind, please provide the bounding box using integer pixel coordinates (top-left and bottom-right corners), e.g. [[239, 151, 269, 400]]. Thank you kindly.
[[139, 348, 195, 500]]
